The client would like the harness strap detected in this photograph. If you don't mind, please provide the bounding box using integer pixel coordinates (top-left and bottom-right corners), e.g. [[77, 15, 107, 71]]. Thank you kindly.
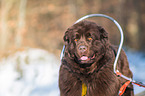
[[132, 81, 145, 88], [82, 83, 87, 96], [118, 81, 131, 96], [116, 70, 145, 96]]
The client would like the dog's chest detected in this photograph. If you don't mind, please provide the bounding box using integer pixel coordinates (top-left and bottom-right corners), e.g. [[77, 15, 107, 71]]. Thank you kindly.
[[75, 71, 119, 96]]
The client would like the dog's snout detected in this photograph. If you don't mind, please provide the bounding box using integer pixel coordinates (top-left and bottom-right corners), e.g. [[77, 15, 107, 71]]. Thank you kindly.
[[79, 45, 87, 52]]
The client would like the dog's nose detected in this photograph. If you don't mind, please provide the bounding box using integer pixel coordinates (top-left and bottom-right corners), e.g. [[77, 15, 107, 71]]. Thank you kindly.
[[79, 45, 87, 52]]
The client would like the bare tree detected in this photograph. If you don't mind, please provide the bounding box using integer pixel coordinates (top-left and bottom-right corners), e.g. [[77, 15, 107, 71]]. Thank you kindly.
[[133, 0, 145, 51], [0, 0, 14, 50], [15, 0, 27, 48]]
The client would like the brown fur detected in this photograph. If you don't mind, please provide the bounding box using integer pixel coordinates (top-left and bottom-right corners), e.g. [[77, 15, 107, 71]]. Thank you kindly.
[[59, 20, 134, 96]]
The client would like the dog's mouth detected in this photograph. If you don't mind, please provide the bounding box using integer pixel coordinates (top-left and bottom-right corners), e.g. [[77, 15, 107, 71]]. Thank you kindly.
[[79, 54, 95, 62], [74, 54, 95, 67]]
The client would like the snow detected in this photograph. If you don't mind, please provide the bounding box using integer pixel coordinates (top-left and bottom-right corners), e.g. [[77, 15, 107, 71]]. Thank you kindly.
[[0, 48, 60, 96], [0, 48, 145, 96], [126, 50, 145, 94]]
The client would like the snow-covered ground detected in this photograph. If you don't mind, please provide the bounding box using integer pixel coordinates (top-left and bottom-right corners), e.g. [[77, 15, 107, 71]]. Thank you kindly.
[[126, 50, 145, 94], [0, 48, 60, 96], [0, 48, 144, 96]]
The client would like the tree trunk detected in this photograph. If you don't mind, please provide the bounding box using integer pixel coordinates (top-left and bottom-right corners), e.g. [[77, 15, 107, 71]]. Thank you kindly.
[[0, 0, 13, 50], [15, 0, 27, 48], [133, 0, 145, 51]]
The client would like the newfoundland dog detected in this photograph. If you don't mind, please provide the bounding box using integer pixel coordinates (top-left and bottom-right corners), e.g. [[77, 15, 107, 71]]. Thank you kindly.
[[59, 20, 134, 96]]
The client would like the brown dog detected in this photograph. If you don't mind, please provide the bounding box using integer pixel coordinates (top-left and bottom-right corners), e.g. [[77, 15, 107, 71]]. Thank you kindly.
[[59, 20, 134, 96]]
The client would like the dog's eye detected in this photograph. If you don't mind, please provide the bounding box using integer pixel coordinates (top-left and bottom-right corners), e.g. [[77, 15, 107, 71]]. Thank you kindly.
[[74, 39, 78, 42], [74, 34, 80, 42], [87, 37, 93, 41]]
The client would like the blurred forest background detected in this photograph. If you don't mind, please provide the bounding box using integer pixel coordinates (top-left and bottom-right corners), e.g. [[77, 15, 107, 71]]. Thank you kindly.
[[0, 0, 145, 58]]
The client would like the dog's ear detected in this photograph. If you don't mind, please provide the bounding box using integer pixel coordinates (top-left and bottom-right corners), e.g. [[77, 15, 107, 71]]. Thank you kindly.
[[63, 31, 69, 45], [98, 26, 108, 42]]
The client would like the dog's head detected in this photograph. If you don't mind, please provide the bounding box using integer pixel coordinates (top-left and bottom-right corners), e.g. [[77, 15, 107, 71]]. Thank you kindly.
[[64, 20, 109, 67]]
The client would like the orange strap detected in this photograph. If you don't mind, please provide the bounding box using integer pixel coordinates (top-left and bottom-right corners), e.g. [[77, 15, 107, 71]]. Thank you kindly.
[[118, 80, 131, 96]]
